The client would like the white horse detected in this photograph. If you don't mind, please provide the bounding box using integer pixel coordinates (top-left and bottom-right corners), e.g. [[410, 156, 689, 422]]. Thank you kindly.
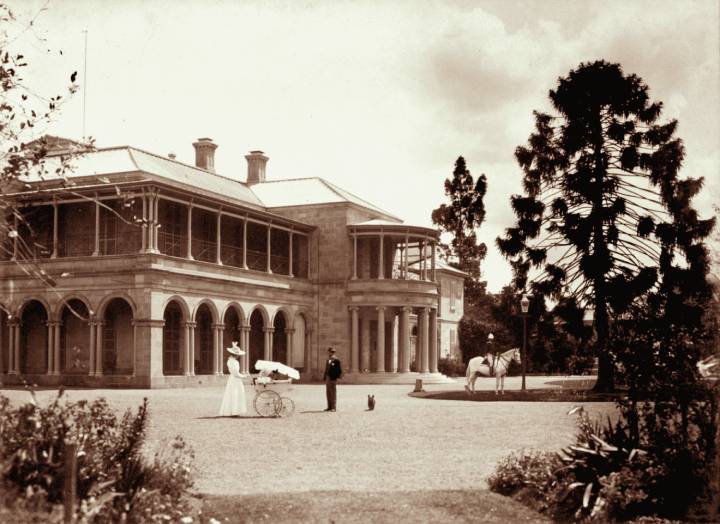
[[465, 348, 521, 395]]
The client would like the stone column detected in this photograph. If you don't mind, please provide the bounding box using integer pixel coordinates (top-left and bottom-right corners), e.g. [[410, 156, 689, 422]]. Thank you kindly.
[[0, 318, 4, 375], [46, 321, 54, 375], [153, 192, 160, 253], [130, 319, 163, 380], [187, 204, 193, 259], [95, 321, 104, 376], [349, 306, 359, 373], [376, 306, 385, 372], [212, 323, 224, 375], [419, 307, 429, 373], [304, 328, 313, 376], [429, 308, 438, 373], [390, 313, 398, 372], [241, 324, 250, 374], [11, 214, 17, 261], [285, 328, 295, 366], [400, 307, 410, 373], [263, 327, 274, 360], [360, 316, 370, 372], [53, 322, 61, 375], [88, 319, 97, 376], [184, 321, 196, 376]]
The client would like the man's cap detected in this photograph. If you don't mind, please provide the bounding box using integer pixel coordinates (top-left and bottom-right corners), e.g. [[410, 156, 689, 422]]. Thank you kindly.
[[488, 333, 494, 340], [327, 347, 336, 353]]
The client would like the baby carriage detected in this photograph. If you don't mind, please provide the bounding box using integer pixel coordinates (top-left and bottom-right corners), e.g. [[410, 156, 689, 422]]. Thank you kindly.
[[252, 360, 299, 417]]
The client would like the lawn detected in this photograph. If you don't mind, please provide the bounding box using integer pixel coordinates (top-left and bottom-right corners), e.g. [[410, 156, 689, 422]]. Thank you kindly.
[[1, 380, 614, 522]]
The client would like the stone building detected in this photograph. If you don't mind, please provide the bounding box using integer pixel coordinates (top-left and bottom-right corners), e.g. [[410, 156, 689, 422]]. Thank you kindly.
[[0, 137, 464, 387]]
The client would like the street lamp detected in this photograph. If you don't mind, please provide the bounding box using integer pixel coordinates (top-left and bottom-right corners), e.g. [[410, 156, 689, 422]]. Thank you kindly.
[[520, 294, 530, 391]]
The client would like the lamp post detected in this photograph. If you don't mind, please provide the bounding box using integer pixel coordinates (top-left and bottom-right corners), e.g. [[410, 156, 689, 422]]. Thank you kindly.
[[520, 294, 529, 391]]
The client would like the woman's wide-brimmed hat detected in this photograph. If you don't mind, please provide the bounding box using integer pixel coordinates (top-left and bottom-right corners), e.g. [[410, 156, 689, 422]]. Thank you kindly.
[[227, 342, 245, 356]]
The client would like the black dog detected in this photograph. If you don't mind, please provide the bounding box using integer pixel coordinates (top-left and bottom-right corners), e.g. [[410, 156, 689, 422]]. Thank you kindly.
[[367, 394, 375, 411]]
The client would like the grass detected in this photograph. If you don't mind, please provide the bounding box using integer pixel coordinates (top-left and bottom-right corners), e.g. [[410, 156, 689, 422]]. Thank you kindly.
[[195, 490, 553, 523], [1, 381, 614, 522]]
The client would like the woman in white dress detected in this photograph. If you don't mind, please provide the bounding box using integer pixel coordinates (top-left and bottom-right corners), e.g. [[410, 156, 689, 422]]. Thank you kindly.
[[218, 342, 247, 416]]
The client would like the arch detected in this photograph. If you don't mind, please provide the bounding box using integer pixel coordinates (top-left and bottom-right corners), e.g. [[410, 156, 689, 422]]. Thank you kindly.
[[292, 313, 307, 370], [272, 310, 288, 365], [15, 296, 51, 321], [222, 306, 242, 375], [101, 297, 134, 375], [19, 300, 49, 374], [271, 307, 294, 328], [60, 299, 91, 374], [221, 302, 246, 325], [248, 309, 265, 373], [96, 293, 138, 319], [163, 300, 185, 375], [194, 303, 214, 375], [161, 295, 191, 321], [247, 304, 270, 328], [56, 293, 93, 320], [192, 299, 219, 324]]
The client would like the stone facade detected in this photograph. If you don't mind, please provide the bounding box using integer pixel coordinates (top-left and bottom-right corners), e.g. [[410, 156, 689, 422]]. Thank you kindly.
[[0, 138, 464, 387]]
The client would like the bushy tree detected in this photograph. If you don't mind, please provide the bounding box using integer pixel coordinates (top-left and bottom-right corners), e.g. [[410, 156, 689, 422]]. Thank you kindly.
[[497, 60, 714, 391]]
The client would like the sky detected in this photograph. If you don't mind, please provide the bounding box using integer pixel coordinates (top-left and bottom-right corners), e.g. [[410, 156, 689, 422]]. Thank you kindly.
[[10, 0, 720, 292]]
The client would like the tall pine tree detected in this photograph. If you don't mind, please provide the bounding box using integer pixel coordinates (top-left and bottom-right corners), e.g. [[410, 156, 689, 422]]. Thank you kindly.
[[497, 61, 714, 392], [432, 156, 488, 311]]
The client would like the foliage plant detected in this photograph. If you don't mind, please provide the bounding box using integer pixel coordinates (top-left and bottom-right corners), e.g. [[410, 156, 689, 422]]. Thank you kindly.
[[437, 356, 466, 377], [0, 389, 194, 523], [497, 60, 714, 392]]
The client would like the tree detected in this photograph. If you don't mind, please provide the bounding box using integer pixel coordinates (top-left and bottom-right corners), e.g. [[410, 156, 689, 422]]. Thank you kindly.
[[431, 156, 488, 311], [0, 5, 91, 289], [497, 60, 714, 391]]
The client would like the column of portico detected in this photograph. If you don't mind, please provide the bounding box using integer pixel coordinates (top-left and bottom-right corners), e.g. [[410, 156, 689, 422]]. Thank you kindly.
[[390, 313, 398, 372], [212, 323, 224, 375], [399, 307, 411, 373], [349, 306, 359, 373], [53, 322, 61, 375], [88, 319, 97, 376], [238, 323, 249, 374], [285, 328, 295, 366], [376, 306, 385, 372], [46, 321, 54, 374], [304, 328, 313, 376], [92, 199, 100, 256], [360, 316, 370, 372], [95, 321, 105, 376], [184, 321, 196, 376], [266, 227, 272, 274], [419, 307, 429, 373], [263, 327, 274, 360], [429, 308, 438, 373], [216, 213, 222, 265], [51, 202, 58, 258], [378, 232, 384, 279], [10, 320, 20, 374]]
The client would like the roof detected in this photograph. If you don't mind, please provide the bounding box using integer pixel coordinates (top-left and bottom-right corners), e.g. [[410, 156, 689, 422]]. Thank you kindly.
[[434, 258, 468, 277], [250, 177, 400, 220], [21, 146, 264, 208]]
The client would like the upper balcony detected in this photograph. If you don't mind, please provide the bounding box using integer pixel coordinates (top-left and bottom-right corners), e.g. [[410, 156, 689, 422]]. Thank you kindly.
[[346, 220, 440, 307]]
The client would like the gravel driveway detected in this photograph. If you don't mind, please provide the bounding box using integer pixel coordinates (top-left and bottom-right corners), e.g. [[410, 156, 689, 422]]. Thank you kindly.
[[1, 377, 613, 497]]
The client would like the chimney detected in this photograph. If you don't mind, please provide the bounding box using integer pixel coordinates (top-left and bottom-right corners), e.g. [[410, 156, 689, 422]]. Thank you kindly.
[[192, 138, 218, 172], [245, 150, 268, 185]]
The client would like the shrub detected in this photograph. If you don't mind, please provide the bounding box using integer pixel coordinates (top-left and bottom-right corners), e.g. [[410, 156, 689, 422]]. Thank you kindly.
[[487, 450, 559, 500], [0, 388, 195, 523], [437, 357, 466, 377]]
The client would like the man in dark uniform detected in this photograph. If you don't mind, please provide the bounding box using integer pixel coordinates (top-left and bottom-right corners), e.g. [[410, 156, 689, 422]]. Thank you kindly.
[[323, 347, 342, 412]]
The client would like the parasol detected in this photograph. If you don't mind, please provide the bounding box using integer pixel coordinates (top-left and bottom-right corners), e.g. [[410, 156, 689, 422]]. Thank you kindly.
[[254, 359, 300, 380]]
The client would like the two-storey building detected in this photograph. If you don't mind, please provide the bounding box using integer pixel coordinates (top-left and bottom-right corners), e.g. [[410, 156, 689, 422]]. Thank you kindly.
[[0, 137, 464, 387]]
